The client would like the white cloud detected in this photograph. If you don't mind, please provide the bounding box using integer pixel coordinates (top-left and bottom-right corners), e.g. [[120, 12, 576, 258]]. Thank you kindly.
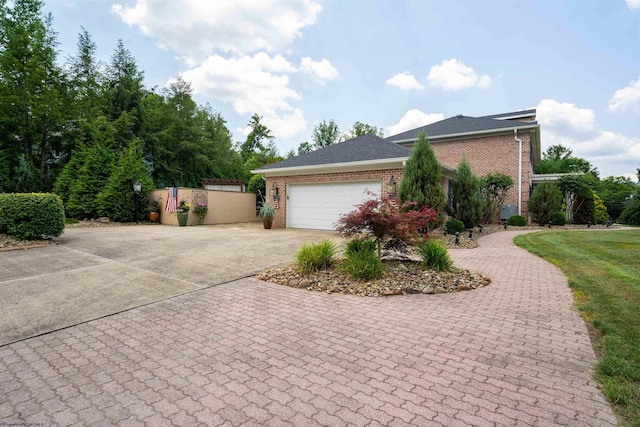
[[386, 72, 425, 90], [535, 99, 640, 179], [427, 58, 492, 91], [609, 75, 640, 112], [386, 109, 445, 136], [112, 0, 321, 62], [179, 53, 307, 139], [300, 57, 338, 83], [627, 0, 640, 11]]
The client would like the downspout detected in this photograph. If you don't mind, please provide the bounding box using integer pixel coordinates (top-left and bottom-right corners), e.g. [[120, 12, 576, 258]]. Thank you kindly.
[[514, 129, 522, 216]]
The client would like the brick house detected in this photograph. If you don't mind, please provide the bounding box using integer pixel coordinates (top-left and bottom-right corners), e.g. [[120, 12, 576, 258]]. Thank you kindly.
[[253, 109, 541, 230]]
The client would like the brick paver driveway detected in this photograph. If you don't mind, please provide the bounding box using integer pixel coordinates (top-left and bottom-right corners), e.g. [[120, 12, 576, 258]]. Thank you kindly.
[[0, 230, 617, 426]]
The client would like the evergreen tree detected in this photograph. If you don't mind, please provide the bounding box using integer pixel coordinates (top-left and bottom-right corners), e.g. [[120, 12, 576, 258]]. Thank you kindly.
[[618, 190, 640, 226], [528, 182, 563, 225], [398, 132, 446, 215], [66, 143, 115, 218], [446, 157, 483, 228], [96, 141, 153, 222], [480, 172, 514, 223], [0, 0, 67, 190]]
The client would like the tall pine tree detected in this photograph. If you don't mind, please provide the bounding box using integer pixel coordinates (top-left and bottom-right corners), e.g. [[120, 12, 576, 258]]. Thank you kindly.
[[398, 132, 446, 215]]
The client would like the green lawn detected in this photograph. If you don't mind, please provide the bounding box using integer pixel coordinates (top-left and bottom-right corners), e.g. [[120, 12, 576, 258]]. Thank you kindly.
[[515, 230, 640, 426]]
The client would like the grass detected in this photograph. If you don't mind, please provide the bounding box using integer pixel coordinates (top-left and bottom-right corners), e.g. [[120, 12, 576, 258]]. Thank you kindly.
[[515, 230, 640, 426], [296, 239, 336, 275]]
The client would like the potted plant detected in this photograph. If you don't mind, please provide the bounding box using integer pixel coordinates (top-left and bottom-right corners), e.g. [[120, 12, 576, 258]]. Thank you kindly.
[[148, 198, 161, 223], [176, 200, 190, 226], [259, 201, 275, 229], [193, 201, 208, 225]]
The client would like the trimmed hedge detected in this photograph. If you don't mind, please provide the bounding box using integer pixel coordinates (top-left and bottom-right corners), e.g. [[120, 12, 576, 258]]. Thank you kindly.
[[507, 215, 527, 226], [0, 193, 65, 240]]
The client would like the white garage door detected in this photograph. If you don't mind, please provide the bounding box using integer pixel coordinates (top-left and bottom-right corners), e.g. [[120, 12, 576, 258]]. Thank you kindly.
[[287, 181, 381, 230]]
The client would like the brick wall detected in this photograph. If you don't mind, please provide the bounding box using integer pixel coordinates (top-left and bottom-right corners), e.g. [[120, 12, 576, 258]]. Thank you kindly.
[[266, 168, 404, 229], [416, 131, 534, 218]]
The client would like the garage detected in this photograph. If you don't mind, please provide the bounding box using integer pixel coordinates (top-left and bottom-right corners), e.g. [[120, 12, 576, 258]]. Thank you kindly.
[[287, 181, 381, 230]]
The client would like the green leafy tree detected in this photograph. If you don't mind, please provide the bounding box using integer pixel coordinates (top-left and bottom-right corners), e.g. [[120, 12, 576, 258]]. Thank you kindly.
[[446, 157, 483, 228], [480, 172, 514, 224], [558, 174, 589, 223], [341, 121, 384, 141], [297, 142, 313, 155], [239, 114, 273, 162], [572, 187, 596, 224], [618, 191, 640, 225], [596, 176, 635, 221], [0, 148, 10, 192], [593, 193, 609, 224], [312, 119, 340, 149], [96, 141, 153, 222], [535, 144, 598, 176], [528, 182, 563, 225], [398, 132, 446, 216]]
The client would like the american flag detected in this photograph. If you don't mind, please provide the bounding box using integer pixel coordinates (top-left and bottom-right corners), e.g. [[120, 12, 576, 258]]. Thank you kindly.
[[165, 187, 177, 212]]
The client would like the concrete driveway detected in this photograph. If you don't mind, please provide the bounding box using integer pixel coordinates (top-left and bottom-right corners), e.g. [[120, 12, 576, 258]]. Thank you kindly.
[[0, 223, 340, 346]]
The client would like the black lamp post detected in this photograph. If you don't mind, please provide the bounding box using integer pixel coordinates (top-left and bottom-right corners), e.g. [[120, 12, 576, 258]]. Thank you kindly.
[[133, 181, 141, 223]]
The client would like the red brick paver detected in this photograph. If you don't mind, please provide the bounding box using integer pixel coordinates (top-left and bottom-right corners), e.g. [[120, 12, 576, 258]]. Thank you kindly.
[[0, 230, 617, 425]]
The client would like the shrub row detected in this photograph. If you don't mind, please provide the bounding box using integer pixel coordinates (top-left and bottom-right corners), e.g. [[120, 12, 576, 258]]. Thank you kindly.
[[0, 193, 65, 240]]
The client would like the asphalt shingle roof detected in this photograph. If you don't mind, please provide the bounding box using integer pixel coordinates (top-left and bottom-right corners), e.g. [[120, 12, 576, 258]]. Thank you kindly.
[[255, 134, 411, 171], [385, 115, 538, 143]]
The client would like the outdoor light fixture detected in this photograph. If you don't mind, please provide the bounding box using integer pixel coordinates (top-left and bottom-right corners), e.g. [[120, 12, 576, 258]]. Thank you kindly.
[[387, 176, 397, 198], [270, 183, 279, 201], [133, 181, 141, 223]]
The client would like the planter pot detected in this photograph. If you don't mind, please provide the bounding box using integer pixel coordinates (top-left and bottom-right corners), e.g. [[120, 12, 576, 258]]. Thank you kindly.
[[177, 212, 188, 226], [149, 211, 160, 223], [262, 217, 273, 229]]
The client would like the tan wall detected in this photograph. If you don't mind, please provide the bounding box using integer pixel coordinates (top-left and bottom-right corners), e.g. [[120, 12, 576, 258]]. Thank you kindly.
[[148, 188, 258, 226], [409, 131, 534, 218]]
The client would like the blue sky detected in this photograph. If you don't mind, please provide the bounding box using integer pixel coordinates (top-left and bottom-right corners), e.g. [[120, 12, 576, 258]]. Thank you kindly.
[[45, 0, 640, 180]]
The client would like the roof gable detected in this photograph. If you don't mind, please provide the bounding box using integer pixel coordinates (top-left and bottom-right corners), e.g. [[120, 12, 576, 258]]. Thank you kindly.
[[255, 134, 411, 171], [386, 114, 538, 143]]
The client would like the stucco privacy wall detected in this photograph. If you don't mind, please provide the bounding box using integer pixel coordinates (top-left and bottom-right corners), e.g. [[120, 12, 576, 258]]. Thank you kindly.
[[408, 131, 533, 218], [148, 188, 258, 226], [266, 168, 453, 229]]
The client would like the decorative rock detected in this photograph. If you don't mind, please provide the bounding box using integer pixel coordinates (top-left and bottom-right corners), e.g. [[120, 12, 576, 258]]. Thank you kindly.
[[381, 289, 396, 296], [402, 287, 420, 294], [482, 277, 491, 286], [457, 284, 471, 291], [434, 286, 447, 294], [289, 279, 298, 287], [422, 286, 435, 294], [299, 279, 311, 288]]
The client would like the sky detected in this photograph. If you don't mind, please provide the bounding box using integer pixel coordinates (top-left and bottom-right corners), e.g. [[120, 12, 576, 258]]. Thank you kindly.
[[43, 0, 640, 181]]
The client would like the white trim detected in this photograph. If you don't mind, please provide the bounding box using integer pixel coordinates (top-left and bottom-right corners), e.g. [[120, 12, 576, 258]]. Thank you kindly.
[[531, 173, 570, 183], [391, 124, 540, 144], [252, 157, 408, 176]]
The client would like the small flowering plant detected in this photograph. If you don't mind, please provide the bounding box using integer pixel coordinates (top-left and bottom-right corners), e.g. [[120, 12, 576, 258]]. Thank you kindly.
[[177, 200, 190, 213], [193, 201, 208, 214]]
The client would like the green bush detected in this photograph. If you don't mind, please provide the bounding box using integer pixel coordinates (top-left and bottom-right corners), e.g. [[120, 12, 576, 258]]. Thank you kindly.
[[0, 193, 65, 240], [618, 192, 640, 226], [418, 240, 452, 271], [296, 240, 336, 274], [445, 218, 465, 234], [551, 212, 567, 225], [340, 250, 384, 281], [345, 237, 377, 256], [528, 181, 563, 226], [507, 215, 527, 226]]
